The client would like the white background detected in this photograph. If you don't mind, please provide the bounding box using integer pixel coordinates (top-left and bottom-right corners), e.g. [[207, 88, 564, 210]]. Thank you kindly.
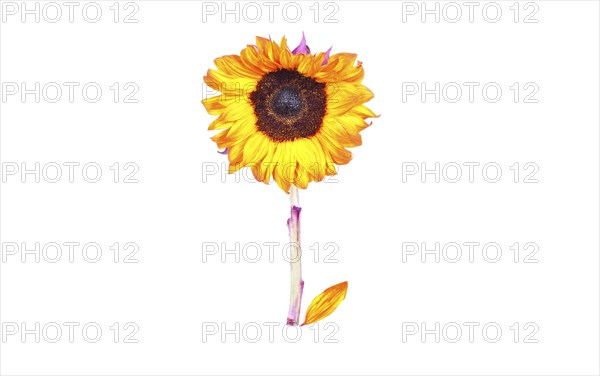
[[1, 0, 599, 375]]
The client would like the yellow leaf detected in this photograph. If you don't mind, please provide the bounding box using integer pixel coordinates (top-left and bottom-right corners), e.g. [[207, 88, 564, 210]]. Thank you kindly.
[[302, 281, 348, 326]]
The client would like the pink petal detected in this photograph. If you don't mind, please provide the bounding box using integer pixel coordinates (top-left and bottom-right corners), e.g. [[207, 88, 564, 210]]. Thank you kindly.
[[292, 32, 310, 55]]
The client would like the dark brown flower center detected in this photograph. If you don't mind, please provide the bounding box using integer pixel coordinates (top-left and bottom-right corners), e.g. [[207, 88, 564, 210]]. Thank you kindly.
[[250, 69, 327, 142]]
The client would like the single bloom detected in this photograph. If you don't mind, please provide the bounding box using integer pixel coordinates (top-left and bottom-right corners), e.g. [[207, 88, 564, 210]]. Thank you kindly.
[[202, 34, 376, 193]]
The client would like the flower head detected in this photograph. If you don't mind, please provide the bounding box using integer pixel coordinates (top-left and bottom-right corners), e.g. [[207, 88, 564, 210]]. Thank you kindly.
[[203, 35, 376, 193]]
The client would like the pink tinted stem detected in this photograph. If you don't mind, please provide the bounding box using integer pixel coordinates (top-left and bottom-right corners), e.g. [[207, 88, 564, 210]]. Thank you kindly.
[[286, 185, 304, 326]]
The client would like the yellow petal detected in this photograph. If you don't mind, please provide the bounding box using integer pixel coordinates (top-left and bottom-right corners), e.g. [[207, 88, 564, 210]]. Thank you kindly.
[[326, 82, 374, 116], [350, 104, 378, 119], [308, 138, 328, 181], [322, 117, 362, 147], [220, 101, 254, 123], [240, 45, 269, 74], [225, 115, 256, 142], [278, 36, 294, 69], [272, 143, 292, 193], [208, 116, 231, 131], [302, 281, 348, 326], [214, 55, 263, 79], [243, 132, 269, 166], [315, 133, 353, 165], [202, 95, 227, 115], [330, 53, 358, 68]]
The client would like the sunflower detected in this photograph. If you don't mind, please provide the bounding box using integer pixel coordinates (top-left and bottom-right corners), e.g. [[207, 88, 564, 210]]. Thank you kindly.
[[202, 34, 376, 193]]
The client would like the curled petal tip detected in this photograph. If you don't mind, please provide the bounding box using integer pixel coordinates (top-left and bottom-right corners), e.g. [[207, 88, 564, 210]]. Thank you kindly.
[[292, 32, 310, 55]]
